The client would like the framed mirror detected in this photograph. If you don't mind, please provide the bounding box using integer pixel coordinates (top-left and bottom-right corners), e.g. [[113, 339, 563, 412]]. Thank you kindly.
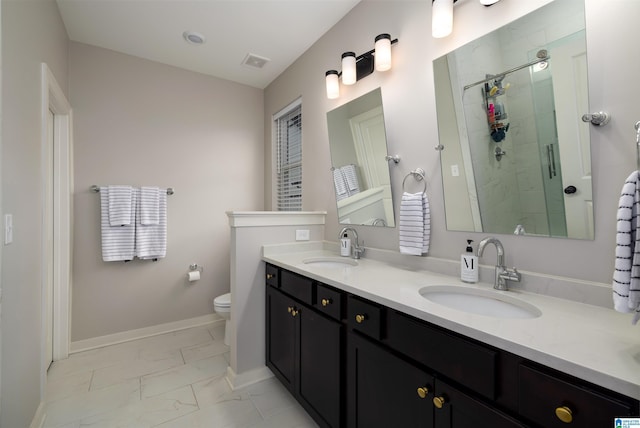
[[327, 88, 395, 227], [434, 0, 593, 239]]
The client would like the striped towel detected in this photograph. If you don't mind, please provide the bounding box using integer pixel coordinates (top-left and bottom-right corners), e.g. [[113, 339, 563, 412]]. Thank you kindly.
[[399, 192, 430, 256], [140, 186, 160, 225], [135, 188, 167, 260], [333, 169, 349, 201], [107, 185, 133, 226], [613, 170, 640, 324], [100, 187, 136, 261], [341, 164, 361, 195]]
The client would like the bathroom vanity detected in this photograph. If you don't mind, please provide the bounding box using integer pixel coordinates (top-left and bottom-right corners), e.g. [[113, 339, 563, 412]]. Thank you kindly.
[[263, 248, 640, 428]]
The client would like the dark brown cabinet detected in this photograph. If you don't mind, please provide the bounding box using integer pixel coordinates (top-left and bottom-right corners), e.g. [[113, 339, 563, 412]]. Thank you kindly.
[[265, 263, 639, 428], [266, 266, 343, 428], [347, 332, 434, 428], [433, 379, 526, 428]]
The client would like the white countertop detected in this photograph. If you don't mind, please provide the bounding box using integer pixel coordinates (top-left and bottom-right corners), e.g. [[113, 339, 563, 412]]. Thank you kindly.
[[263, 245, 640, 400]]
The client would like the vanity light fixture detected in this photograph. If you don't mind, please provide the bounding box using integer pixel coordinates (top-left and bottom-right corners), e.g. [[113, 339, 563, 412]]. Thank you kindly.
[[325, 34, 398, 99], [341, 52, 357, 85], [432, 0, 501, 39]]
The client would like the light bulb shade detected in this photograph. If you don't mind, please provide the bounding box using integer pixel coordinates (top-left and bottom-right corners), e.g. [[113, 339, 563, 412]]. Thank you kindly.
[[432, 0, 454, 38], [341, 52, 357, 85], [374, 34, 392, 72], [325, 70, 340, 99]]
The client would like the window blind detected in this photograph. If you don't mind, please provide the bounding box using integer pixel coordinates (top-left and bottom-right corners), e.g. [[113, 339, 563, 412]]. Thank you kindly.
[[275, 103, 302, 211]]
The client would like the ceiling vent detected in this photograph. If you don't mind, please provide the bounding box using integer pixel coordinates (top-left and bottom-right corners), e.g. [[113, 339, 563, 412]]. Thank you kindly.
[[242, 53, 270, 69]]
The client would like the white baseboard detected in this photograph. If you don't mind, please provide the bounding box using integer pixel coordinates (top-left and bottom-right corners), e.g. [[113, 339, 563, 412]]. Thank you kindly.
[[29, 402, 46, 428], [225, 365, 274, 391], [70, 314, 224, 354]]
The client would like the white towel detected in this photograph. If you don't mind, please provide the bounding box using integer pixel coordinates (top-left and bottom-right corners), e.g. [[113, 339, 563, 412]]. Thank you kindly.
[[140, 186, 160, 225], [135, 188, 167, 260], [399, 192, 430, 256], [613, 171, 640, 324], [333, 169, 349, 201], [341, 164, 361, 194], [107, 185, 133, 226], [100, 187, 136, 261]]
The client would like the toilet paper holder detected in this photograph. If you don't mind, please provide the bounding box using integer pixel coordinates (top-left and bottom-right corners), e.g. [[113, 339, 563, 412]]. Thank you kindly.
[[189, 263, 204, 273]]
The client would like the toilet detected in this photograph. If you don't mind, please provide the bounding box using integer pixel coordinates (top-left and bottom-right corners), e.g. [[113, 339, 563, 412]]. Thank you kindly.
[[213, 293, 231, 346]]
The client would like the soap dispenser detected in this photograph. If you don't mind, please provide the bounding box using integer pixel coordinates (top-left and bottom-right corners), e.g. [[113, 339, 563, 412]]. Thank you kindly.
[[340, 233, 351, 257], [461, 240, 478, 283]]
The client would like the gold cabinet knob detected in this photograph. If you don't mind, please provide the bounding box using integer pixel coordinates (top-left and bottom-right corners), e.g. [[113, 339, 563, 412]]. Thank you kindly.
[[417, 387, 429, 399], [287, 306, 293, 314], [291, 309, 299, 317], [555, 406, 573, 423], [266, 273, 274, 280], [321, 298, 332, 307], [355, 314, 366, 323], [433, 396, 446, 409]]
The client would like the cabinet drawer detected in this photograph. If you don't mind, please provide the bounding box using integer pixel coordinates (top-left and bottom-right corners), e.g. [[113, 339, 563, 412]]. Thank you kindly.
[[266, 264, 280, 288], [280, 269, 313, 305], [347, 295, 383, 340], [519, 364, 636, 427], [315, 283, 343, 321], [386, 310, 497, 400]]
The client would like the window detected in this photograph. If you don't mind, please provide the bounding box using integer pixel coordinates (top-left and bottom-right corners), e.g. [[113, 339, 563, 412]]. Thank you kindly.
[[274, 100, 302, 211]]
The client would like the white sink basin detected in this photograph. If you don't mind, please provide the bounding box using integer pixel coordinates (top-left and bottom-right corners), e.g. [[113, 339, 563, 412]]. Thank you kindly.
[[302, 257, 358, 268], [419, 285, 541, 319]]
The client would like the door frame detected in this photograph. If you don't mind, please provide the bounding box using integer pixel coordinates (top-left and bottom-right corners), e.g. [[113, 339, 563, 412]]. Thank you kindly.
[[40, 63, 72, 382]]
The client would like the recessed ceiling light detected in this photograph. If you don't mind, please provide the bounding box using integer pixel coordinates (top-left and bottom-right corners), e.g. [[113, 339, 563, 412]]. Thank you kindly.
[[183, 31, 206, 45]]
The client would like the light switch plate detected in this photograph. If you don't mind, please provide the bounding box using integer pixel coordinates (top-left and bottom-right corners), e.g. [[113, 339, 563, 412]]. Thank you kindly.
[[5, 214, 13, 245], [296, 229, 310, 241]]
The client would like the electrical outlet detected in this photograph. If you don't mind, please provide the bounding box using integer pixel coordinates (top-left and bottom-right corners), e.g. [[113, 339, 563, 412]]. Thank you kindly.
[[296, 229, 310, 241], [451, 164, 460, 177]]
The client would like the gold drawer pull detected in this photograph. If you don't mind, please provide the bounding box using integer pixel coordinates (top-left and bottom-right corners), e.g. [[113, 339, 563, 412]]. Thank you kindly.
[[266, 273, 275, 280], [355, 314, 366, 323], [555, 406, 573, 423], [321, 298, 332, 307], [417, 387, 429, 399], [433, 396, 446, 409]]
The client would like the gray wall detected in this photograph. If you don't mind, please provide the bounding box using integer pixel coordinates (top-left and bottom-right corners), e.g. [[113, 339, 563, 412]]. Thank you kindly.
[[70, 42, 265, 341], [1, 0, 69, 426], [264, 0, 640, 286]]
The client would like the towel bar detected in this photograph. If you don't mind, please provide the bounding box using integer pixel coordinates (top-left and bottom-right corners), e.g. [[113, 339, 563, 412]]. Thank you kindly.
[[91, 185, 174, 195]]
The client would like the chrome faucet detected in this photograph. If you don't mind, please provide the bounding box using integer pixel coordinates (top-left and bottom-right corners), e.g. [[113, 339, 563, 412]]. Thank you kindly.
[[476, 237, 521, 290], [339, 227, 365, 259]]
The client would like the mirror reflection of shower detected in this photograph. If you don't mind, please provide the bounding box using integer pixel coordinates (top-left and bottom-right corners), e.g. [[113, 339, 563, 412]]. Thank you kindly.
[[433, 0, 593, 239]]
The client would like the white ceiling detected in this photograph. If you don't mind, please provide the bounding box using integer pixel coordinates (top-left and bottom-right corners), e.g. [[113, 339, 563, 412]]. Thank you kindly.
[[56, 0, 361, 89]]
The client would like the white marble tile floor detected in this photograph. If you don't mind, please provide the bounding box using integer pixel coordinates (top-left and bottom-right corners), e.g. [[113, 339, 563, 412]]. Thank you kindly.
[[43, 323, 319, 428]]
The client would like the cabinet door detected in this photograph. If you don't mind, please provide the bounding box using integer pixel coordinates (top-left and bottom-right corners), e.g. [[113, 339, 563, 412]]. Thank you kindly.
[[266, 286, 298, 391], [433, 380, 526, 428], [347, 332, 434, 428], [299, 308, 342, 428]]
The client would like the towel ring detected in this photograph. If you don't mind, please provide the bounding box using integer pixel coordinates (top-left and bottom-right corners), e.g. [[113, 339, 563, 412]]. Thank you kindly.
[[402, 168, 427, 193]]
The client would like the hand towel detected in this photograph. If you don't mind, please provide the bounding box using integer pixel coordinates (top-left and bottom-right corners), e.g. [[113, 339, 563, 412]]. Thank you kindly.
[[399, 192, 430, 256], [613, 170, 640, 324], [341, 164, 361, 195], [100, 187, 136, 261], [140, 186, 160, 225], [135, 188, 167, 260], [107, 185, 133, 226], [333, 169, 349, 201]]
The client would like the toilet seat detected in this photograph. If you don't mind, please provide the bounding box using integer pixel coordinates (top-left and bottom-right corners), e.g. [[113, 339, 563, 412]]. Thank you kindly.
[[214, 292, 231, 308]]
